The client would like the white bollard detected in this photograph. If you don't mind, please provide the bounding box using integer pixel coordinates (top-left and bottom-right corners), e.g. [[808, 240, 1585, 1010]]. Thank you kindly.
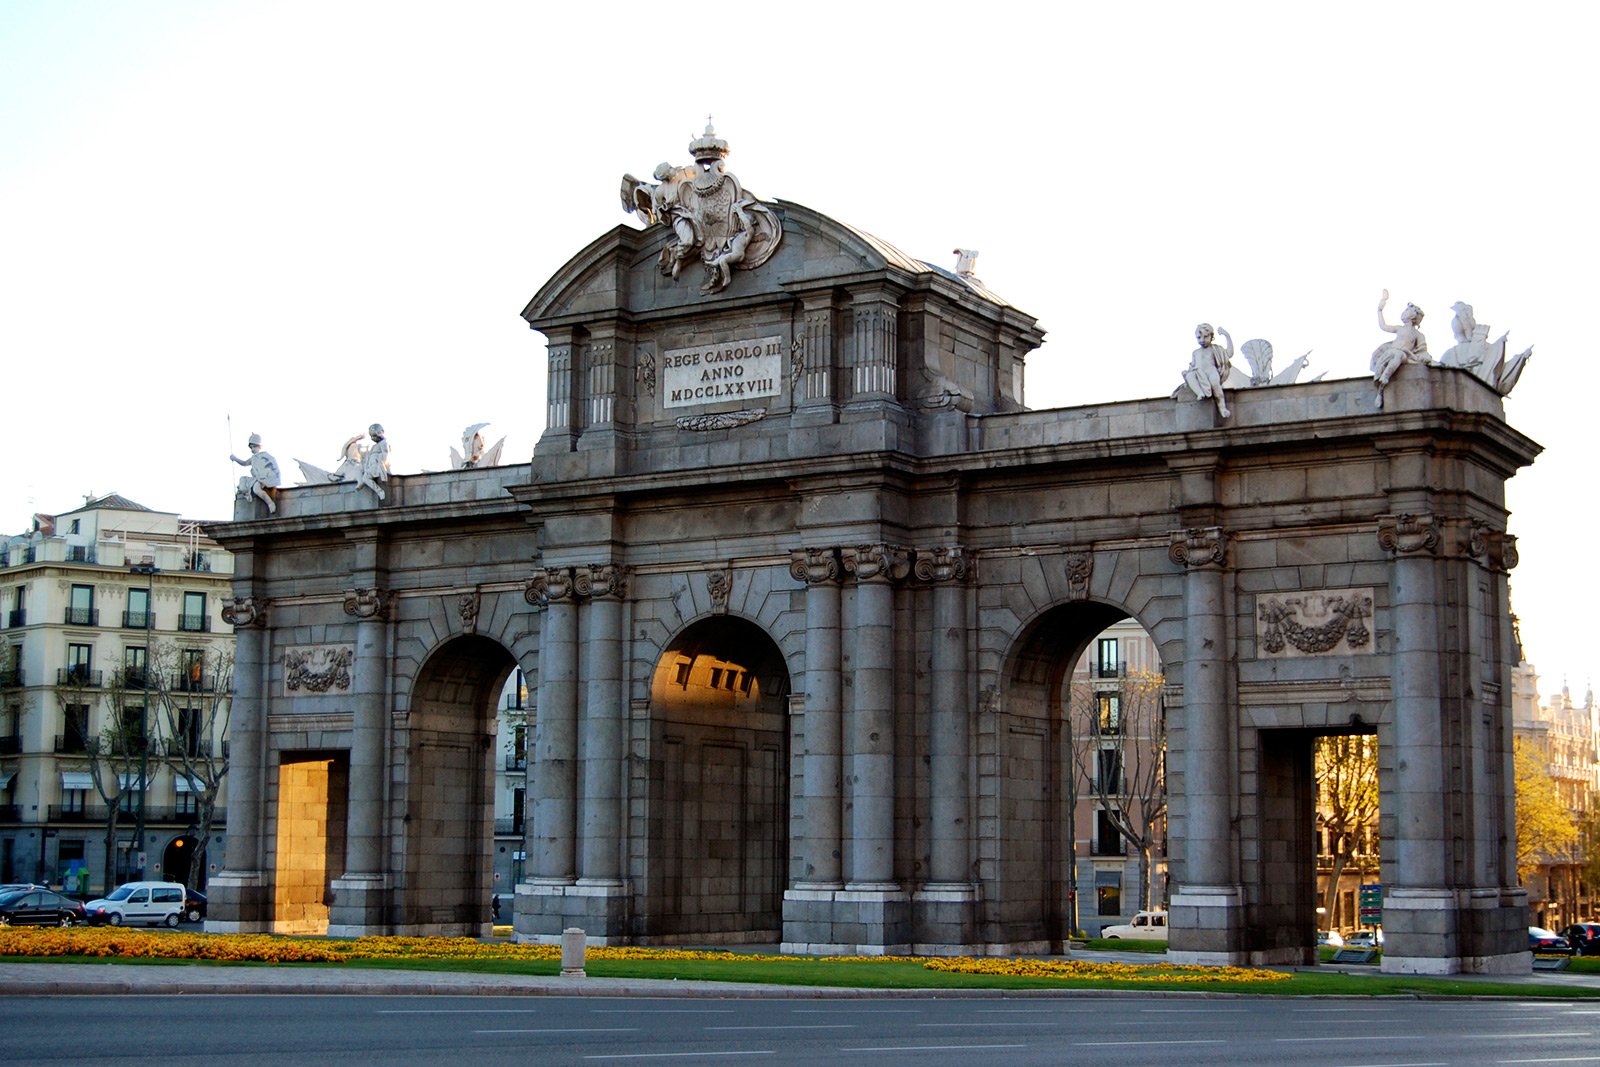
[[561, 927, 587, 977]]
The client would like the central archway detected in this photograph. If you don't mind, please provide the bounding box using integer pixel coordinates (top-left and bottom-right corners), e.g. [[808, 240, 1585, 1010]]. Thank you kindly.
[[642, 616, 790, 943]]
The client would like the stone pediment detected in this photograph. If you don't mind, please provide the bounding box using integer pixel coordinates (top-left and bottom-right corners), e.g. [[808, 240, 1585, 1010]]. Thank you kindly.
[[522, 201, 1022, 329]]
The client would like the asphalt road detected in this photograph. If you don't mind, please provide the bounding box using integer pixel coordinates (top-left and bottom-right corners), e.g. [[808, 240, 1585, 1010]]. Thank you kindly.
[[9, 994, 1600, 1066]]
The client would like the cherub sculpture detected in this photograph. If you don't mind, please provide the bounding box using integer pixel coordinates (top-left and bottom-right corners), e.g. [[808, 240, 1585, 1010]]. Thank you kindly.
[[1371, 289, 1430, 408], [1182, 323, 1235, 418], [230, 433, 280, 515], [356, 423, 390, 501]]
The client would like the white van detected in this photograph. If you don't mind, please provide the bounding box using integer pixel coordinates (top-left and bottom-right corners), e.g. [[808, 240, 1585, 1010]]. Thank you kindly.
[[84, 881, 186, 927], [1101, 909, 1169, 940]]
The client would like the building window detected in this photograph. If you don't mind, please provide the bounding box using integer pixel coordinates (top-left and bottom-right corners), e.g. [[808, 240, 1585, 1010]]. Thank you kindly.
[[125, 587, 152, 630], [507, 669, 526, 710], [1096, 871, 1123, 916], [66, 584, 95, 626], [179, 592, 208, 633], [123, 646, 147, 689], [1096, 637, 1119, 678], [59, 704, 90, 754], [64, 643, 93, 686], [179, 649, 207, 692], [512, 724, 527, 770], [176, 705, 207, 757], [7, 586, 23, 628], [1095, 808, 1125, 856], [61, 788, 88, 814], [1096, 748, 1122, 795], [176, 789, 198, 817], [1097, 692, 1121, 734], [512, 787, 526, 835]]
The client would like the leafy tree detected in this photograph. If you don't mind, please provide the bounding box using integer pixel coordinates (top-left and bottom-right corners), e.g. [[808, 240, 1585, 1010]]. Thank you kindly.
[[1069, 668, 1166, 911], [1314, 734, 1379, 929], [62, 670, 147, 895], [1515, 736, 1577, 881]]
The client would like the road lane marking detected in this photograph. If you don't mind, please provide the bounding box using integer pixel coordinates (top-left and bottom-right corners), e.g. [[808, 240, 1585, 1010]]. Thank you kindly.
[[1076, 1040, 1227, 1047], [840, 1045, 1028, 1053], [475, 1027, 639, 1035], [1496, 1058, 1600, 1064], [707, 1025, 855, 1031], [585, 1052, 775, 1060]]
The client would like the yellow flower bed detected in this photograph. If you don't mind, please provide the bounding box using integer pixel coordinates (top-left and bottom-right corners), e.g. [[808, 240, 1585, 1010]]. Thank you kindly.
[[0, 928, 1285, 983]]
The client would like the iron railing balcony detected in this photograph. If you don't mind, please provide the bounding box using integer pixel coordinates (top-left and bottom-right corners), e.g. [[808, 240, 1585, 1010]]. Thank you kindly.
[[0, 669, 22, 688], [1094, 660, 1127, 679], [47, 806, 103, 823], [173, 671, 215, 693], [64, 607, 99, 626], [493, 816, 526, 836], [54, 733, 91, 754], [122, 610, 154, 630], [178, 614, 211, 633], [122, 667, 149, 688], [0, 804, 20, 823], [0, 733, 21, 755], [66, 546, 96, 563], [505, 754, 527, 772], [57, 668, 103, 687], [6, 609, 23, 627]]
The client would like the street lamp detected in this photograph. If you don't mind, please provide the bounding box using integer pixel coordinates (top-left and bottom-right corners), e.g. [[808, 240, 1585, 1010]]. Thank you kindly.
[[128, 560, 158, 881]]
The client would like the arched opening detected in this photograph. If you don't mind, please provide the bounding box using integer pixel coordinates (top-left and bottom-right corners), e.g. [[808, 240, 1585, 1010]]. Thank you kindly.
[[643, 616, 789, 942], [1000, 601, 1168, 950], [402, 635, 517, 935], [161, 834, 199, 888]]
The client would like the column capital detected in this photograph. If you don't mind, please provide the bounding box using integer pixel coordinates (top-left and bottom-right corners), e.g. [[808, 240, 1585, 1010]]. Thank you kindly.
[[342, 587, 392, 620], [574, 563, 629, 600], [1376, 513, 1441, 556], [789, 547, 841, 585], [843, 544, 911, 584], [222, 596, 270, 629], [912, 545, 970, 584], [524, 566, 576, 606], [1168, 527, 1228, 569]]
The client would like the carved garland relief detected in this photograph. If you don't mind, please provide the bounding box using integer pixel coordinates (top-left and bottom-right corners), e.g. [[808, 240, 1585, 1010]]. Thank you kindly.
[[284, 645, 355, 694], [1256, 589, 1375, 658]]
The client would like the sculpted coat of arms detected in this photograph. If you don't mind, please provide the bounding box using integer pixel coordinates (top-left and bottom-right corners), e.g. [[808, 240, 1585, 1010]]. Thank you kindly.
[[620, 122, 783, 294]]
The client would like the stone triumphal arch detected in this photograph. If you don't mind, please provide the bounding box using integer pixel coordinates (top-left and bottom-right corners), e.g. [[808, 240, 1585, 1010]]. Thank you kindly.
[[207, 131, 1539, 973]]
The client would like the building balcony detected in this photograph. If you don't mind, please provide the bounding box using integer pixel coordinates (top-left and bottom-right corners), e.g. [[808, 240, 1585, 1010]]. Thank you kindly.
[[504, 754, 527, 772], [122, 667, 151, 689], [0, 669, 22, 689], [1094, 661, 1127, 679], [178, 614, 211, 633], [66, 546, 97, 564], [46, 806, 104, 824], [54, 734, 91, 755], [63, 607, 99, 626], [6, 609, 23, 627], [122, 610, 155, 630], [57, 668, 103, 688], [0, 804, 21, 823], [493, 816, 525, 836], [172, 671, 216, 693], [0, 733, 21, 755]]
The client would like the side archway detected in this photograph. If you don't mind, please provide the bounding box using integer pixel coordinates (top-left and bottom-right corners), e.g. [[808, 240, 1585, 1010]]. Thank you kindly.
[[399, 634, 518, 934], [641, 615, 790, 942]]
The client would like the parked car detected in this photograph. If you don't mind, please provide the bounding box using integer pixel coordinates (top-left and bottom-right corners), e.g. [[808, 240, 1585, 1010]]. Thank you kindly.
[[1528, 927, 1574, 955], [1345, 929, 1384, 947], [1102, 910, 1169, 940], [0, 888, 88, 926], [1316, 930, 1345, 947], [83, 881, 187, 927], [183, 890, 207, 924], [1560, 922, 1600, 957]]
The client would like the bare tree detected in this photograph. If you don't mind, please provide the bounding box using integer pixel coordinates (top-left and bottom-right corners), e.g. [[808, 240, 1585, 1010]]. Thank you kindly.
[[150, 642, 232, 891], [1314, 734, 1379, 929], [61, 670, 146, 895], [1069, 668, 1167, 911]]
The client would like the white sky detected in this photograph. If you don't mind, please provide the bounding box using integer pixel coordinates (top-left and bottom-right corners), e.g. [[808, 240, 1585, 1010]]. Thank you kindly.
[[1, 1, 1592, 696]]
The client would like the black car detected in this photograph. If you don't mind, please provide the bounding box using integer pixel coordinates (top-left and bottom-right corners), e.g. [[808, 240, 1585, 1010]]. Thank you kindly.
[[1560, 922, 1600, 956], [183, 890, 207, 924], [0, 888, 89, 926], [1529, 926, 1574, 955]]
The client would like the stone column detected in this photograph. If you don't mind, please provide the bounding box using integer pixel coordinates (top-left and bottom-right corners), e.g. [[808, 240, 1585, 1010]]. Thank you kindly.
[[1165, 527, 1244, 964], [525, 568, 578, 883], [209, 595, 270, 931], [575, 563, 627, 884], [790, 548, 843, 887], [918, 547, 971, 885], [843, 544, 907, 887], [1379, 514, 1447, 889]]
